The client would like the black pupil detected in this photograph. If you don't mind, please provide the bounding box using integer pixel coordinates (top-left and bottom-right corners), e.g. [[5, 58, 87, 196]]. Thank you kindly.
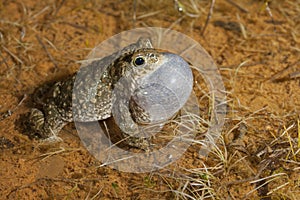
[[134, 57, 145, 66]]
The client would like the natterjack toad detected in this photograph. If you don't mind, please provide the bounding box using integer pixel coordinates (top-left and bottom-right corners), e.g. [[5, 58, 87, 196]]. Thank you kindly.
[[29, 38, 193, 149]]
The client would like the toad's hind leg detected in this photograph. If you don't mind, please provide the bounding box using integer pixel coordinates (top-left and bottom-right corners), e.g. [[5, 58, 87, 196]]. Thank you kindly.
[[29, 106, 68, 140]]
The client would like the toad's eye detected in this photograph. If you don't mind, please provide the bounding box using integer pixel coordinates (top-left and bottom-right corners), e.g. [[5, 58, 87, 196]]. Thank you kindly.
[[134, 56, 145, 66]]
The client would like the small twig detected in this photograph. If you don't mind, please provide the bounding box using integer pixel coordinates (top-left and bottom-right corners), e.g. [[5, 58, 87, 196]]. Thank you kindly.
[[133, 0, 137, 28], [136, 10, 162, 20], [0, 51, 10, 68], [0, 45, 24, 65], [0, 94, 27, 121], [36, 35, 58, 69], [88, 186, 104, 200], [264, 0, 276, 33], [268, 59, 300, 82], [30, 6, 50, 20], [225, 0, 248, 13], [37, 147, 81, 160], [59, 21, 89, 32], [173, 0, 200, 18], [53, 0, 66, 16], [201, 0, 215, 36], [289, 71, 300, 79]]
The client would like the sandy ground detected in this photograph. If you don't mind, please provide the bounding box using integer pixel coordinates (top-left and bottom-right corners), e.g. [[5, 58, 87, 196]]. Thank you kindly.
[[0, 0, 299, 199]]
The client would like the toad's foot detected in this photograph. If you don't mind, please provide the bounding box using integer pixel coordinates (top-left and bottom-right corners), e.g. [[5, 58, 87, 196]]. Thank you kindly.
[[122, 133, 153, 152], [29, 107, 68, 139]]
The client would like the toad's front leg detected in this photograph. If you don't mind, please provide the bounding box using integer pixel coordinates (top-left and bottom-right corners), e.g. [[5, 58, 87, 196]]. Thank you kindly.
[[122, 132, 151, 151], [29, 104, 69, 140]]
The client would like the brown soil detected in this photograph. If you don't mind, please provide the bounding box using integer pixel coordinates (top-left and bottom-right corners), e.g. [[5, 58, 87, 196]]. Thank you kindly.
[[0, 0, 299, 199]]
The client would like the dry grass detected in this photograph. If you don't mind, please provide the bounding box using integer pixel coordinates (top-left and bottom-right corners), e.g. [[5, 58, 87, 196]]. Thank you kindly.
[[0, 0, 299, 199]]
